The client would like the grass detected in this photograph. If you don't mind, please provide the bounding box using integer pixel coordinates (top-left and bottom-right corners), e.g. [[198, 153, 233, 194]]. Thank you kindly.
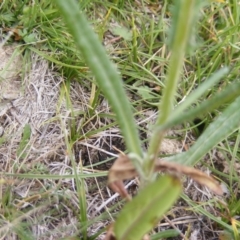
[[1, 0, 240, 239]]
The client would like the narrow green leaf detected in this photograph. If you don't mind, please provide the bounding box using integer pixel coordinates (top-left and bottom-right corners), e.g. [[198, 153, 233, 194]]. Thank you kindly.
[[155, 81, 240, 133], [114, 175, 181, 240], [29, 47, 88, 70], [173, 67, 229, 116], [168, 0, 206, 52], [2, 172, 107, 179], [16, 124, 31, 159], [181, 193, 234, 232], [167, 96, 240, 166], [151, 229, 180, 239], [54, 0, 143, 158]]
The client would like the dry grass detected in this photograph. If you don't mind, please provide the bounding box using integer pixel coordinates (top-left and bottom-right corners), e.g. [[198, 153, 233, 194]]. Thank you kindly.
[[0, 47, 140, 239], [0, 47, 188, 239], [0, 49, 228, 239], [1, 1, 240, 239]]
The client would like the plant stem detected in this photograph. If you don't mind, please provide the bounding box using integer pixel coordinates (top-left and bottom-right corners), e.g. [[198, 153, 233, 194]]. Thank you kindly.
[[146, 0, 198, 175]]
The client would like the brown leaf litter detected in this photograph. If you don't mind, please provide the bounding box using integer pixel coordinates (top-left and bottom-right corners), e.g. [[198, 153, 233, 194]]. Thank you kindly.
[[108, 154, 223, 200]]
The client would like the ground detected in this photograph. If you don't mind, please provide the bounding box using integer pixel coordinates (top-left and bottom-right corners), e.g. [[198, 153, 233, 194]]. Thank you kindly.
[[0, 46, 234, 240], [0, 1, 240, 240]]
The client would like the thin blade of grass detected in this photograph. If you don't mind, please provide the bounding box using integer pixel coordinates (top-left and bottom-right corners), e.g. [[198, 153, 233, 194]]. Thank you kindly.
[[167, 95, 240, 166], [155, 81, 240, 133], [173, 67, 229, 116], [2, 172, 107, 179], [181, 193, 235, 232]]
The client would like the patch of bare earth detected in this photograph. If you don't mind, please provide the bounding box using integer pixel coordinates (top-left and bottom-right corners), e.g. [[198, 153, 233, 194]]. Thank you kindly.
[[0, 46, 228, 240]]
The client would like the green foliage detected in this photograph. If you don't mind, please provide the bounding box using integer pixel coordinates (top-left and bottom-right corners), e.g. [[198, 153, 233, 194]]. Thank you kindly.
[[16, 124, 31, 159], [166, 95, 240, 166], [111, 26, 132, 41], [54, 0, 143, 162], [168, 0, 206, 53], [114, 175, 181, 240], [55, 0, 240, 238], [1, 0, 240, 238]]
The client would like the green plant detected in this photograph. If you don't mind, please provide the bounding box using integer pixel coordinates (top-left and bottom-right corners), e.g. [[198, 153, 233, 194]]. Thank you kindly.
[[54, 0, 240, 239], [1, 0, 238, 239]]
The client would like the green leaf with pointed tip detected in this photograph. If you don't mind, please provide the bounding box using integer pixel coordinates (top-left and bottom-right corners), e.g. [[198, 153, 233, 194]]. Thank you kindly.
[[154, 80, 240, 134], [173, 67, 229, 117], [167, 96, 240, 166], [114, 175, 182, 240], [137, 86, 155, 100], [16, 124, 31, 159]]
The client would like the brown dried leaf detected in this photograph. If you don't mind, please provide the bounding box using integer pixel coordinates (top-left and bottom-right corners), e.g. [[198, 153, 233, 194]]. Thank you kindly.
[[155, 160, 223, 195], [108, 154, 223, 196], [108, 154, 136, 200], [104, 224, 116, 240], [108, 154, 137, 183], [108, 180, 132, 201], [3, 27, 22, 41]]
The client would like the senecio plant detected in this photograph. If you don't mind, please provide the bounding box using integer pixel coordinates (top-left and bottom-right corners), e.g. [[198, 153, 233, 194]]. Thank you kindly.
[[55, 0, 240, 239]]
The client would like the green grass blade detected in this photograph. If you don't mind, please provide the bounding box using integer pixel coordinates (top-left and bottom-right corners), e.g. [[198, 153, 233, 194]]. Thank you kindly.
[[114, 175, 181, 240], [181, 193, 234, 232], [167, 96, 240, 166], [2, 172, 107, 179], [54, 0, 143, 158], [16, 123, 31, 159], [29, 47, 88, 70], [173, 67, 229, 116], [151, 230, 180, 239], [155, 81, 240, 133]]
